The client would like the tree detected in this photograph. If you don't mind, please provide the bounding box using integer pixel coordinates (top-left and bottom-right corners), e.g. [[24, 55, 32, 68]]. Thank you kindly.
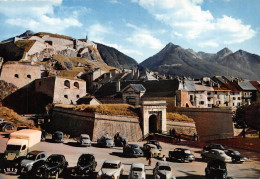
[[233, 105, 247, 138]]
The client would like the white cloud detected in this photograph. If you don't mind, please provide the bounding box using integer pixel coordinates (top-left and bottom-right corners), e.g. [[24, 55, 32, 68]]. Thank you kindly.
[[0, 0, 82, 33], [107, 0, 122, 4], [126, 23, 164, 50], [88, 23, 113, 42], [133, 0, 256, 46], [198, 41, 219, 48]]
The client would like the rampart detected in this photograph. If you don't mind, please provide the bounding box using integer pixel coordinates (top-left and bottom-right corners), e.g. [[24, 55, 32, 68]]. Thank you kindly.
[[173, 107, 234, 141], [51, 106, 143, 141]]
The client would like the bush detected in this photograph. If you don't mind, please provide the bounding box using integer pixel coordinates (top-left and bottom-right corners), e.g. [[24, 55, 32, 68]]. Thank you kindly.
[[166, 112, 194, 123]]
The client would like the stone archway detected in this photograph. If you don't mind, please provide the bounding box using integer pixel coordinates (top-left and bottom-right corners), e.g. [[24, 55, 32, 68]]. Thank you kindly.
[[141, 100, 167, 136]]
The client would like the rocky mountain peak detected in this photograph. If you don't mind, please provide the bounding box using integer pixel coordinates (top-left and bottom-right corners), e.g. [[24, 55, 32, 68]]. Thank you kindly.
[[18, 30, 35, 38]]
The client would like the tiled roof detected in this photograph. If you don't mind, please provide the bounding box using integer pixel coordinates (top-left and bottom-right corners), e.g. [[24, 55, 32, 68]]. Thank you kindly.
[[237, 80, 257, 91], [223, 82, 241, 92], [250, 81, 260, 91], [213, 87, 230, 91], [94, 79, 179, 98]]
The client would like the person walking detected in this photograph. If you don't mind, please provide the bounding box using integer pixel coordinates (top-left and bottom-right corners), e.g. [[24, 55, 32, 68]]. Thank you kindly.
[[146, 148, 152, 166]]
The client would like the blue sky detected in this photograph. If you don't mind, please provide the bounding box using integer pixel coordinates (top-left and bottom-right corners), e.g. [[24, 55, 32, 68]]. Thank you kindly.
[[0, 0, 259, 63]]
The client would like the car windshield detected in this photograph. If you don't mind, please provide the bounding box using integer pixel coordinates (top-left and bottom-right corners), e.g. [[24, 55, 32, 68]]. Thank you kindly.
[[159, 166, 171, 171], [6, 144, 21, 151], [102, 163, 118, 169], [132, 167, 143, 171], [46, 156, 61, 166], [81, 136, 89, 139], [78, 155, 92, 165], [105, 137, 112, 140], [232, 150, 240, 155], [26, 154, 37, 160], [184, 150, 191, 154]]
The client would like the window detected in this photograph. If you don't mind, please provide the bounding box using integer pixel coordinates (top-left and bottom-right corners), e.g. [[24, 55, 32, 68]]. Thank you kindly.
[[190, 95, 193, 100], [76, 95, 80, 98], [199, 101, 204, 105], [38, 81, 42, 86], [238, 97, 241, 100], [207, 92, 211, 95], [64, 80, 70, 88], [233, 97, 236, 100], [215, 92, 217, 94], [74, 82, 79, 88], [64, 95, 68, 98], [217, 95, 220, 99], [27, 74, 31, 79], [14, 74, 19, 78]]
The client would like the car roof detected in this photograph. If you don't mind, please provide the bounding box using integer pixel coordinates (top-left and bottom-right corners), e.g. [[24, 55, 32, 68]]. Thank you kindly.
[[54, 131, 63, 134], [80, 153, 94, 157], [104, 160, 121, 164], [156, 161, 171, 166], [28, 150, 46, 155], [49, 154, 65, 158], [131, 163, 145, 168], [145, 143, 157, 147], [81, 134, 90, 137], [175, 148, 189, 150], [210, 149, 224, 153]]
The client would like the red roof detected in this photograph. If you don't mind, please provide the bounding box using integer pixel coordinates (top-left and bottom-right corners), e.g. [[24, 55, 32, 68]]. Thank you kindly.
[[213, 87, 230, 91], [223, 82, 241, 92], [250, 81, 260, 91]]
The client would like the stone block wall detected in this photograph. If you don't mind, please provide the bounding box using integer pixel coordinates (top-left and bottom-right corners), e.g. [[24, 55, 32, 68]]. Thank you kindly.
[[51, 106, 143, 141], [174, 107, 234, 141], [166, 120, 196, 136]]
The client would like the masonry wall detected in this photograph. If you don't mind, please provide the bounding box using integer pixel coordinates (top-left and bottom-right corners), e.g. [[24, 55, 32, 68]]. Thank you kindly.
[[166, 120, 197, 136], [173, 107, 234, 141], [51, 107, 143, 141], [0, 62, 42, 88]]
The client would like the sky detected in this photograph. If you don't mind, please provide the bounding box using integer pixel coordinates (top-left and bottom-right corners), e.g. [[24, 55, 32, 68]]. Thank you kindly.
[[0, 0, 259, 63]]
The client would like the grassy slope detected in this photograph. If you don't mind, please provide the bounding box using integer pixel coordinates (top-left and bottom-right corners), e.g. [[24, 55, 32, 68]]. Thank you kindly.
[[167, 112, 194, 123]]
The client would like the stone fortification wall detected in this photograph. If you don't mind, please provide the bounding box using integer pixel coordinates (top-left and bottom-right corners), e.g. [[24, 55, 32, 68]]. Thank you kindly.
[[51, 107, 143, 141], [166, 120, 196, 136], [173, 107, 234, 141], [0, 62, 42, 88]]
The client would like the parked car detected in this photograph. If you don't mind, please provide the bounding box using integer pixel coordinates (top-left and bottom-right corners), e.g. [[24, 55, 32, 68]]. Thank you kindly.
[[70, 153, 97, 177], [203, 144, 226, 151], [36, 154, 68, 178], [17, 126, 29, 131], [129, 163, 146, 179], [201, 149, 232, 162], [225, 149, 248, 163], [97, 136, 115, 148], [147, 140, 162, 151], [168, 148, 195, 162], [114, 134, 128, 147], [0, 122, 14, 132], [20, 151, 47, 176], [76, 134, 91, 147], [205, 160, 233, 179], [97, 160, 124, 179], [41, 130, 46, 141], [52, 131, 64, 143], [143, 143, 161, 158], [153, 161, 176, 179], [123, 144, 144, 158]]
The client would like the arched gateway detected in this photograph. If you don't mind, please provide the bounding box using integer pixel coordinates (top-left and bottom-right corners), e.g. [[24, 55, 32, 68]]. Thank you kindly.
[[141, 100, 167, 136]]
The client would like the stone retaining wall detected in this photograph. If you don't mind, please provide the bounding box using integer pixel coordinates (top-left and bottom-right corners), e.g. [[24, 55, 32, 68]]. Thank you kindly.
[[51, 106, 143, 141], [166, 120, 196, 136], [173, 107, 234, 141]]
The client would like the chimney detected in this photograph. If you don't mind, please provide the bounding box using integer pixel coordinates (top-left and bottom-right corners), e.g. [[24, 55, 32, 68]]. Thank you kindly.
[[116, 80, 121, 92], [137, 68, 140, 79], [131, 69, 135, 80]]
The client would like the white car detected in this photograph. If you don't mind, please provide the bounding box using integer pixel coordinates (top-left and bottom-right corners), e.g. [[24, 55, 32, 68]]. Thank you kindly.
[[201, 149, 232, 162], [153, 161, 176, 179], [129, 163, 146, 179], [97, 160, 124, 179]]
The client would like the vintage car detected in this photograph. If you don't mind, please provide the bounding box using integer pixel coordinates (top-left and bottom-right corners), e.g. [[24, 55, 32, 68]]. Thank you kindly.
[[129, 163, 146, 179], [168, 148, 195, 162], [97, 160, 124, 179], [20, 151, 47, 176], [205, 160, 233, 179], [203, 144, 226, 151], [77, 134, 91, 147], [225, 149, 248, 163], [143, 143, 161, 158], [36, 154, 68, 178], [70, 153, 97, 177], [0, 121, 14, 132], [153, 161, 176, 179], [201, 149, 232, 162], [114, 134, 128, 147], [97, 136, 115, 148], [123, 144, 144, 158], [52, 131, 64, 143], [146, 140, 162, 151]]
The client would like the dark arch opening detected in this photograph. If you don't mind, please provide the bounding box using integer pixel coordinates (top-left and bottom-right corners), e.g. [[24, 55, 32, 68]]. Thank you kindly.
[[149, 115, 157, 133]]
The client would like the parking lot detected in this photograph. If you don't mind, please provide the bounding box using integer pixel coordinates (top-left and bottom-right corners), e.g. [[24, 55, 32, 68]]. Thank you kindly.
[[0, 132, 260, 179]]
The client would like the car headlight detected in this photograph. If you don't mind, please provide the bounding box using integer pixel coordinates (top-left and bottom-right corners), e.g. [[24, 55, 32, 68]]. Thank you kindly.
[[85, 169, 89, 173], [51, 170, 56, 174], [37, 168, 41, 173]]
